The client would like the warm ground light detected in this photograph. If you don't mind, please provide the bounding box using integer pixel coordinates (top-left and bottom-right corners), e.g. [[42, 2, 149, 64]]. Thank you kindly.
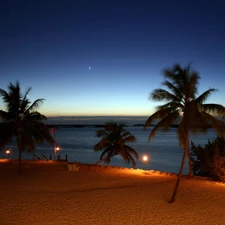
[[0, 160, 225, 225]]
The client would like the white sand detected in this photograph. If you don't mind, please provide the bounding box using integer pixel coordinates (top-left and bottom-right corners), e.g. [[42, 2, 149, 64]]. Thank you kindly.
[[0, 160, 225, 225]]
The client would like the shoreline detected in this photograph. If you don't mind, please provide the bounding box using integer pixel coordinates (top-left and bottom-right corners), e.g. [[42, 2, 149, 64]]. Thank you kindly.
[[0, 158, 192, 176], [0, 158, 220, 182]]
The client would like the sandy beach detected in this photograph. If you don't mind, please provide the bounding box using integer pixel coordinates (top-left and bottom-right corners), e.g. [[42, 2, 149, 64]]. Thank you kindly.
[[0, 160, 225, 225]]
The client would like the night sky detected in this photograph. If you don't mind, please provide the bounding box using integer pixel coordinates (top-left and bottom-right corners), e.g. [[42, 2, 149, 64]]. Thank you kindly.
[[1, 0, 225, 123]]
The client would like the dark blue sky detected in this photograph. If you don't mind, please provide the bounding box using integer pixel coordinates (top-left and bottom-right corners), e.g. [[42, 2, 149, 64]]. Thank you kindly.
[[1, 0, 225, 120]]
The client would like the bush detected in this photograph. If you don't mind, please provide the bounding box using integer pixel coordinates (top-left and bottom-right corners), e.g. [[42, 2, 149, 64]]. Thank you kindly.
[[190, 136, 225, 182], [210, 153, 225, 182]]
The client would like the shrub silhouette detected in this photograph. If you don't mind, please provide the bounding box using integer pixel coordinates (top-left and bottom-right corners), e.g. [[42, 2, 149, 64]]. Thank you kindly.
[[191, 136, 225, 181]]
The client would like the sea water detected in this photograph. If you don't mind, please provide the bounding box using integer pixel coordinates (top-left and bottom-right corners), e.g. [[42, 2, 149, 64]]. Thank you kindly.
[[0, 127, 217, 174]]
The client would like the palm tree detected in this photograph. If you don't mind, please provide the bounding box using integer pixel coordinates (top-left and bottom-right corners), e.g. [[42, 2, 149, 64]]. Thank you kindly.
[[94, 121, 138, 167], [0, 81, 55, 175], [144, 64, 225, 203]]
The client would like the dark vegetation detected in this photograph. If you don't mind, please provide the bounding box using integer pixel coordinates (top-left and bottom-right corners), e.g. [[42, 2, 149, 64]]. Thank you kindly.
[[191, 136, 225, 182]]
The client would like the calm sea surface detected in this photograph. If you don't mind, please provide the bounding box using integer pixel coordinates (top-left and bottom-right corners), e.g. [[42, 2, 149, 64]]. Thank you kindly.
[[0, 127, 217, 174]]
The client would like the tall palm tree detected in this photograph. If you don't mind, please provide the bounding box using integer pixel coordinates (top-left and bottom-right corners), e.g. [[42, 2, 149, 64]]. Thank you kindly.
[[0, 81, 55, 174], [94, 121, 138, 167], [144, 64, 225, 203]]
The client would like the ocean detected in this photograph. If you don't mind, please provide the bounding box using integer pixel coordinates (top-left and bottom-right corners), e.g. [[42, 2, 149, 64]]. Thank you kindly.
[[0, 127, 217, 174]]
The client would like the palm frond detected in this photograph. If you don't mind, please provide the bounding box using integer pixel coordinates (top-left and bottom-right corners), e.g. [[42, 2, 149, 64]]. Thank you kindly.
[[188, 110, 210, 133], [26, 99, 45, 113], [119, 150, 137, 167], [188, 72, 199, 98], [144, 107, 178, 128], [23, 87, 32, 100], [20, 130, 35, 152], [20, 98, 30, 113], [123, 145, 139, 159], [162, 80, 183, 100], [96, 129, 108, 138], [104, 121, 123, 132], [32, 122, 55, 145], [200, 112, 225, 137], [0, 110, 9, 121], [100, 148, 115, 163], [151, 89, 180, 102], [94, 137, 110, 151], [156, 102, 183, 111], [147, 110, 180, 141], [196, 88, 217, 104], [121, 133, 136, 143], [25, 111, 47, 121], [0, 122, 14, 149], [0, 89, 10, 105], [163, 63, 183, 81], [121, 131, 131, 138], [200, 104, 225, 116]]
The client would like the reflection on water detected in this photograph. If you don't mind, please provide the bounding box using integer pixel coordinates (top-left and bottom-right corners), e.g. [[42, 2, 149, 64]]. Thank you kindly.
[[0, 127, 217, 174]]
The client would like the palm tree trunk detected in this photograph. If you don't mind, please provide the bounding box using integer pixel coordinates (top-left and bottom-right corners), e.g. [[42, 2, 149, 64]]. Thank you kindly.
[[169, 134, 188, 203], [18, 129, 23, 175], [187, 141, 193, 177], [18, 147, 22, 175]]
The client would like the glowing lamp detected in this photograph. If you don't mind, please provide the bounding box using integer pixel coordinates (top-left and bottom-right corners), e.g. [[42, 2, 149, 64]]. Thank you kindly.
[[142, 155, 148, 162], [6, 150, 11, 154]]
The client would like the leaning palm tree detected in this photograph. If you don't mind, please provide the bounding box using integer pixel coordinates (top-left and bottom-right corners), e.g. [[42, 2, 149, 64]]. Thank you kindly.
[[94, 121, 138, 167], [144, 64, 225, 203], [0, 81, 55, 175]]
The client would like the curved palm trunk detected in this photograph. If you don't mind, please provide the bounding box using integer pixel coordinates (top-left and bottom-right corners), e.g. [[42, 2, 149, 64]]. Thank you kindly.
[[169, 133, 189, 203]]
